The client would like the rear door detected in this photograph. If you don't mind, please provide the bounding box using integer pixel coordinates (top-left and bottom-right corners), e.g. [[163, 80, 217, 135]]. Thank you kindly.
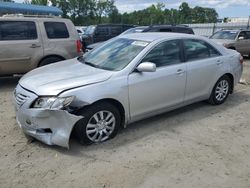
[[0, 20, 43, 75], [183, 39, 222, 101]]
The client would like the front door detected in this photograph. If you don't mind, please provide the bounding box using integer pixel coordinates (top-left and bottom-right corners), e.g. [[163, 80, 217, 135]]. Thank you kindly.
[[128, 40, 187, 121]]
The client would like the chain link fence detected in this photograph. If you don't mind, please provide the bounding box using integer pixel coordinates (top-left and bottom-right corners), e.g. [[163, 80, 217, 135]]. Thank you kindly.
[[187, 22, 250, 37]]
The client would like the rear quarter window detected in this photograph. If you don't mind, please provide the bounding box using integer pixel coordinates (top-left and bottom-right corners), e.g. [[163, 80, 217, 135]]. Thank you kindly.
[[44, 22, 69, 39], [0, 21, 37, 40]]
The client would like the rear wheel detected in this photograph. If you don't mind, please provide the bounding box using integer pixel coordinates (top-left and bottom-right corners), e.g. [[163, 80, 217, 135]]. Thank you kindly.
[[74, 102, 121, 144], [208, 75, 231, 105], [39, 56, 64, 67]]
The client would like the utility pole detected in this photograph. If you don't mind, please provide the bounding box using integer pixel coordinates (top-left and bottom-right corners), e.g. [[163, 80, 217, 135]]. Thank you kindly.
[[247, 15, 250, 29]]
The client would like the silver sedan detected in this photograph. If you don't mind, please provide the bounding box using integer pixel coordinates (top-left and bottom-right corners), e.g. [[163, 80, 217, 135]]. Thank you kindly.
[[14, 33, 243, 148]]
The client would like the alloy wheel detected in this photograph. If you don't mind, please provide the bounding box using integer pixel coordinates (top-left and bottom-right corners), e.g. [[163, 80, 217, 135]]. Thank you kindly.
[[86, 110, 116, 142]]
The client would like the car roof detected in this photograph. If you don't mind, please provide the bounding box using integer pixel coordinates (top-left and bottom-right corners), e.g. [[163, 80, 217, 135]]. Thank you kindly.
[[118, 32, 201, 42], [150, 24, 189, 28], [0, 16, 69, 22]]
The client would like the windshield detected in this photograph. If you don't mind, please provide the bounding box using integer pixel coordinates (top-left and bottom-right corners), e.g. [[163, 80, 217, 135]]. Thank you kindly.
[[81, 38, 149, 71], [211, 31, 238, 40], [85, 26, 96, 35]]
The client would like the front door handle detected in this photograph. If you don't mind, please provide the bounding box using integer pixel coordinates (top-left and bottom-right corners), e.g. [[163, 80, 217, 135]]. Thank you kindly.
[[176, 69, 185, 75], [30, 44, 41, 48]]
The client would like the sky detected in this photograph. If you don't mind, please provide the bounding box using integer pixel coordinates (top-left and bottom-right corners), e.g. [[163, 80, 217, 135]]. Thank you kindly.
[[114, 0, 250, 18], [14, 0, 250, 18]]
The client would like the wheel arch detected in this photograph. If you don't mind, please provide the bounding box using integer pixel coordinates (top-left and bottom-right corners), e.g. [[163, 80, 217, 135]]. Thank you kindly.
[[75, 98, 126, 128], [228, 46, 236, 50], [224, 73, 234, 93], [37, 55, 66, 67]]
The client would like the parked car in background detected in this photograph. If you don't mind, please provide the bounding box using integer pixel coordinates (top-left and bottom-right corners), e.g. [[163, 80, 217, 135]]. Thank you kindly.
[[210, 29, 250, 56], [120, 26, 148, 35], [14, 33, 243, 148], [0, 15, 82, 76], [76, 26, 87, 40], [85, 25, 194, 51], [82, 24, 134, 50], [142, 24, 194, 34]]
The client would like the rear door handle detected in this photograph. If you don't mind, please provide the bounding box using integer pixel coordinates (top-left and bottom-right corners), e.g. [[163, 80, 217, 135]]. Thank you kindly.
[[30, 44, 41, 48], [176, 69, 185, 75]]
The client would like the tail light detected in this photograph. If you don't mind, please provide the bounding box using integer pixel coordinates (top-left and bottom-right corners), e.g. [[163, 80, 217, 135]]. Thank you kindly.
[[240, 56, 244, 64], [76, 40, 82, 53]]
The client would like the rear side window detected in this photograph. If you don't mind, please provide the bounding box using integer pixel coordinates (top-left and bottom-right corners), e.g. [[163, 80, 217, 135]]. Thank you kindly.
[[0, 21, 37, 40], [44, 22, 69, 39], [184, 39, 220, 61]]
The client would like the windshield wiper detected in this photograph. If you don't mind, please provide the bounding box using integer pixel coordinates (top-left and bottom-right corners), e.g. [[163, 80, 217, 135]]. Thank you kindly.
[[85, 61, 100, 68]]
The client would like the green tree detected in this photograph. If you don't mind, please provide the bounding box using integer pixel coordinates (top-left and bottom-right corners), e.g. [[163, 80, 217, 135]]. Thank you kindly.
[[179, 2, 192, 24], [31, 0, 48, 5], [95, 0, 116, 23]]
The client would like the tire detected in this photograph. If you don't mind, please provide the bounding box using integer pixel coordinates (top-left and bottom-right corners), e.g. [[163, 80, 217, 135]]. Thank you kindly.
[[39, 56, 63, 67], [74, 102, 121, 145], [208, 75, 232, 105]]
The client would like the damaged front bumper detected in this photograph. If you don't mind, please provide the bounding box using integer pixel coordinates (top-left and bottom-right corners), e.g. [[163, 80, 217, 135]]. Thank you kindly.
[[14, 84, 83, 148]]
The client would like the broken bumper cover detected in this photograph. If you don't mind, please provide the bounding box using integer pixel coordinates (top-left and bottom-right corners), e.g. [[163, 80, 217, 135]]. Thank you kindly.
[[16, 108, 82, 148]]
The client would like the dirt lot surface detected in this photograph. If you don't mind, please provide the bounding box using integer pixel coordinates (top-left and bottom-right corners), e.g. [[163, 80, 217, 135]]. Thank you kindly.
[[0, 60, 250, 188]]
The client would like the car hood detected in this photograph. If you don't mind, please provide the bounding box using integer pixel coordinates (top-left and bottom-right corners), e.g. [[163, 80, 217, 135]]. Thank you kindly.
[[19, 58, 113, 96], [211, 39, 235, 45]]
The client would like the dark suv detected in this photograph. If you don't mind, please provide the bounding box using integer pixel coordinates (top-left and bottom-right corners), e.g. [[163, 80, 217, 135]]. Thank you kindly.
[[86, 24, 194, 51], [82, 24, 134, 49], [143, 25, 194, 34]]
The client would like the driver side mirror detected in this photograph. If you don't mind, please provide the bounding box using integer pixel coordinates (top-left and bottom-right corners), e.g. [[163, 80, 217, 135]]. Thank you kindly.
[[136, 62, 156, 72]]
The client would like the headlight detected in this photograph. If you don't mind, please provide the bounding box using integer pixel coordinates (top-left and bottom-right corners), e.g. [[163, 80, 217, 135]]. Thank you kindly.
[[32, 96, 75, 110]]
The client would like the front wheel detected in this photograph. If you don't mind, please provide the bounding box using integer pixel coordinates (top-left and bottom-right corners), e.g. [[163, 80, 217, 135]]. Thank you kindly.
[[74, 102, 121, 144], [208, 75, 231, 105]]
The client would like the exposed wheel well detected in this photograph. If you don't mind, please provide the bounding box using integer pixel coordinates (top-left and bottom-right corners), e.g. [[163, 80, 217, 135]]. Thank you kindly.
[[76, 98, 126, 128], [228, 46, 236, 50], [38, 55, 65, 67], [224, 73, 234, 93]]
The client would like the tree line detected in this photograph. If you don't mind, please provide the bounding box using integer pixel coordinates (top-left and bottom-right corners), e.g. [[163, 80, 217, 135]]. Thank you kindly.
[[2, 0, 219, 26]]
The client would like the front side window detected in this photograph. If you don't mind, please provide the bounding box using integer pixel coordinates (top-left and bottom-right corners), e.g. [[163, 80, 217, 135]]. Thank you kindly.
[[44, 22, 69, 39], [80, 38, 149, 71], [184, 39, 220, 61], [0, 21, 37, 40], [142, 40, 182, 67]]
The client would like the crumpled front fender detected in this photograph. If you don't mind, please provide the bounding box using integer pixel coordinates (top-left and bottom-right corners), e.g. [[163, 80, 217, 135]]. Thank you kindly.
[[16, 108, 83, 148]]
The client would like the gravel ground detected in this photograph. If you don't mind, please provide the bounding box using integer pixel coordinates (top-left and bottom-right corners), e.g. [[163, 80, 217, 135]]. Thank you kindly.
[[0, 60, 250, 188]]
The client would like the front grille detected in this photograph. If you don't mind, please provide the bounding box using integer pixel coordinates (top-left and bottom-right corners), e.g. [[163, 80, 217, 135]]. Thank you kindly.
[[15, 93, 29, 107]]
